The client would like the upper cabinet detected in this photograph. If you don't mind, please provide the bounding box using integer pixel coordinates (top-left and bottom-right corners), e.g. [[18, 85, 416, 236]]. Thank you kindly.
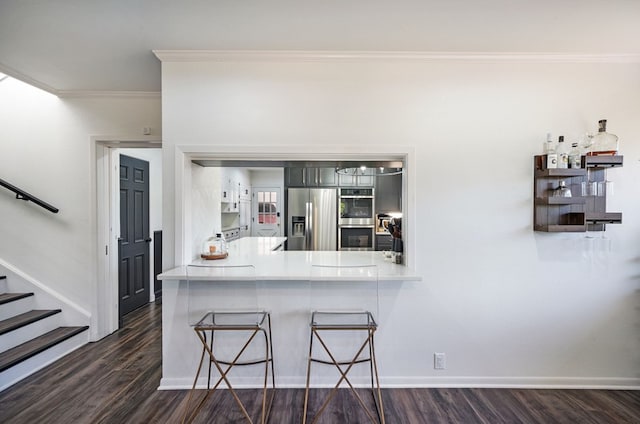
[[221, 178, 239, 213], [239, 185, 251, 201], [285, 167, 338, 187], [337, 168, 375, 187], [533, 155, 622, 232], [375, 173, 402, 213]]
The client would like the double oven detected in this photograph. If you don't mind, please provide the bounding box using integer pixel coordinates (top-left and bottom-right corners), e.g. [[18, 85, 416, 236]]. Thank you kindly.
[[338, 188, 375, 251]]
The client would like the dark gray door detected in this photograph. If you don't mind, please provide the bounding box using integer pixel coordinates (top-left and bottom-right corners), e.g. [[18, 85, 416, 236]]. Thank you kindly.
[[119, 154, 150, 318]]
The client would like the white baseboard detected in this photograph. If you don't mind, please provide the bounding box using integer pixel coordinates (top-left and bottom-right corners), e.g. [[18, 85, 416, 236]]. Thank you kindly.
[[379, 376, 640, 390], [158, 375, 640, 391]]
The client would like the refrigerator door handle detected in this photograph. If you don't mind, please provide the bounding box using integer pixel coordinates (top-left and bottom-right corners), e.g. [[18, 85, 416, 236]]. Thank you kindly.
[[306, 201, 312, 250]]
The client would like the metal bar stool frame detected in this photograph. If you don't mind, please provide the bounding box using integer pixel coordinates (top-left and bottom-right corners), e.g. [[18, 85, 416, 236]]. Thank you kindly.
[[302, 265, 385, 424], [182, 265, 276, 424]]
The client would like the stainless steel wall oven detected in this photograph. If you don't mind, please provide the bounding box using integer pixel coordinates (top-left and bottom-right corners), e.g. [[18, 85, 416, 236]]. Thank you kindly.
[[338, 226, 375, 251], [339, 188, 374, 225], [338, 188, 375, 250]]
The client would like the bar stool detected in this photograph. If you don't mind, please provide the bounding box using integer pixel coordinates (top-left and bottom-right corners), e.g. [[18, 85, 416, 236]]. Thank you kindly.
[[302, 264, 384, 424], [182, 264, 275, 424]]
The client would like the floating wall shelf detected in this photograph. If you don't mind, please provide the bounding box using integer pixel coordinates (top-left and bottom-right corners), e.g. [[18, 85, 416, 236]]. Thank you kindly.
[[533, 155, 623, 232]]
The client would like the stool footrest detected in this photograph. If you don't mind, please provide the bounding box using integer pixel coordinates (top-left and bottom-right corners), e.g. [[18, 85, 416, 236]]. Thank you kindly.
[[215, 358, 273, 367], [311, 357, 372, 366]]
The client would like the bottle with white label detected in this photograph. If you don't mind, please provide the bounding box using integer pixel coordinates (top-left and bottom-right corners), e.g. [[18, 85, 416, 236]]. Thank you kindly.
[[569, 142, 582, 169], [543, 133, 558, 169], [543, 132, 556, 154], [556, 135, 569, 169]]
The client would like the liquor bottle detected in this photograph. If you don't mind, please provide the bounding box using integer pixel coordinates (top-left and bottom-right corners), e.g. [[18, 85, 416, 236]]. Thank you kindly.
[[581, 132, 594, 154], [569, 142, 582, 169], [556, 135, 569, 169], [588, 119, 618, 156], [216, 233, 227, 255], [543, 133, 558, 169], [543, 132, 556, 154]]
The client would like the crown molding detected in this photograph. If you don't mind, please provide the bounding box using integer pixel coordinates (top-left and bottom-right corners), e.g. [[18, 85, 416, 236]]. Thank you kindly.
[[0, 61, 160, 98], [57, 90, 161, 99], [0, 62, 60, 95], [153, 50, 640, 64]]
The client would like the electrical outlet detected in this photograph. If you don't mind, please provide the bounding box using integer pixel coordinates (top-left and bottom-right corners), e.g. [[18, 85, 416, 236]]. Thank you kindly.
[[434, 352, 446, 370]]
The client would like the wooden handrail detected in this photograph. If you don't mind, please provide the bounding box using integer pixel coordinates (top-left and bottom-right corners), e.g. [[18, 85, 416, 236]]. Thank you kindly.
[[0, 178, 59, 213]]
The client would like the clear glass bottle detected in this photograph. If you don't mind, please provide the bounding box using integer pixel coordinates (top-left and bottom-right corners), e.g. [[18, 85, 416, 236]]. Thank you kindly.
[[569, 142, 582, 169], [588, 119, 618, 156], [543, 133, 558, 168], [543, 132, 556, 154], [553, 180, 572, 198], [582, 132, 594, 154], [556, 135, 569, 169]]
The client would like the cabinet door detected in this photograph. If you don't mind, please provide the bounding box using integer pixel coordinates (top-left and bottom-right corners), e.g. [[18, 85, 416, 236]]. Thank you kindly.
[[357, 169, 375, 187], [317, 168, 338, 186], [239, 185, 251, 201], [285, 168, 306, 187], [338, 173, 357, 186], [240, 200, 251, 238], [375, 234, 393, 251], [375, 173, 402, 213], [338, 169, 375, 187]]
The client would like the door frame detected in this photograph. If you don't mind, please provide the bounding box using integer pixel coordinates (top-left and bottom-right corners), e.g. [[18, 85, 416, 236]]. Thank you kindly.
[[93, 137, 161, 341]]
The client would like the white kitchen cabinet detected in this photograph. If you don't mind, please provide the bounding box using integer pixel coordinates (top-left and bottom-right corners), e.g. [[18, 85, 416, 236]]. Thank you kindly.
[[239, 199, 251, 238], [239, 185, 251, 201]]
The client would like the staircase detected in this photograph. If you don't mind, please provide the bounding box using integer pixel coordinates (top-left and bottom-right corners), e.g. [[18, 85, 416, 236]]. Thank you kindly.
[[0, 275, 89, 391]]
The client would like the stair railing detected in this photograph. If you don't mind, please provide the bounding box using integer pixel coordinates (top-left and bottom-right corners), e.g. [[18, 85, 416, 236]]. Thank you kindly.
[[0, 177, 59, 213]]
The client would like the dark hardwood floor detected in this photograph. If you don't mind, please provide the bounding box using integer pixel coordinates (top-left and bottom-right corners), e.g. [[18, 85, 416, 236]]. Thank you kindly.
[[1, 302, 638, 423]]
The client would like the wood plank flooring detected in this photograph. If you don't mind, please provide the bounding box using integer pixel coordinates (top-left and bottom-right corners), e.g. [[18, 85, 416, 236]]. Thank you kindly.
[[0, 302, 638, 423]]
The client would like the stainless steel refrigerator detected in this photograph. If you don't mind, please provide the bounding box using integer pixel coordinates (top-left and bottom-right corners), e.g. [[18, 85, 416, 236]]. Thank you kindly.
[[287, 188, 337, 250]]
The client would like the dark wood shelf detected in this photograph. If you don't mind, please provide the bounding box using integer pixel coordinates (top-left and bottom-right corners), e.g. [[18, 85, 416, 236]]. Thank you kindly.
[[583, 155, 623, 168], [535, 224, 587, 232], [534, 168, 586, 178], [535, 197, 587, 205], [586, 212, 622, 224], [533, 155, 622, 233]]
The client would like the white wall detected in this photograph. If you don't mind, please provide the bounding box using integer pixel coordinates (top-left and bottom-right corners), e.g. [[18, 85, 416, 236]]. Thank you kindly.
[[161, 56, 640, 387], [0, 77, 161, 332], [251, 169, 284, 188], [191, 165, 221, 260], [190, 166, 253, 260], [190, 167, 284, 251]]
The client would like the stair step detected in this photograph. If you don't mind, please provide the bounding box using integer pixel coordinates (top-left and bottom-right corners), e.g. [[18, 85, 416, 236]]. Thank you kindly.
[[0, 293, 34, 305], [0, 326, 89, 372], [0, 309, 62, 336]]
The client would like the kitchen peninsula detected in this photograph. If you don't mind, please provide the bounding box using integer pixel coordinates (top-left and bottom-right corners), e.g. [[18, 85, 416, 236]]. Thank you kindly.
[[158, 236, 420, 389]]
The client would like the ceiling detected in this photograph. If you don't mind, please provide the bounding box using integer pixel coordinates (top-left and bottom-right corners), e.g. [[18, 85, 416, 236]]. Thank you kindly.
[[1, 1, 639, 95]]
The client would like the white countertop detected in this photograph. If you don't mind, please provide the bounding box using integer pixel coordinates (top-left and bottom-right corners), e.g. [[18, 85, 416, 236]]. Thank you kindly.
[[159, 236, 419, 282]]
